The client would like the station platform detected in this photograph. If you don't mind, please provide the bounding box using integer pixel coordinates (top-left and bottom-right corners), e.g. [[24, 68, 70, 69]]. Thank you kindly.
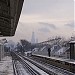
[[0, 56, 13, 75]]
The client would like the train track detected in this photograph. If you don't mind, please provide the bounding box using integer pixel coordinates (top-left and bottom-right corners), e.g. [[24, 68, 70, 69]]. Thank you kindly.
[[30, 57, 74, 75], [12, 52, 75, 75], [13, 59, 42, 75], [18, 53, 75, 75], [12, 60, 18, 75], [12, 52, 50, 75], [28, 55, 75, 75], [19, 59, 42, 75], [18, 53, 58, 75]]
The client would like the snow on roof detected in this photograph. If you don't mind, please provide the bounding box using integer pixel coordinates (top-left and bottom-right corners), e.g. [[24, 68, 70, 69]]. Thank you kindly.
[[40, 46, 46, 51], [25, 51, 32, 53], [69, 41, 75, 43]]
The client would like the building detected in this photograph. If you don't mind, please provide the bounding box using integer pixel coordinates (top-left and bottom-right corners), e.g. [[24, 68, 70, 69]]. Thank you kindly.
[[63, 48, 70, 59], [31, 32, 36, 44], [0, 0, 24, 36], [36, 38, 38, 43]]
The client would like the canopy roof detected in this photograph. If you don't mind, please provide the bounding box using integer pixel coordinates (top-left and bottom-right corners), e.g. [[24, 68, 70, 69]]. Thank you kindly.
[[0, 0, 24, 36]]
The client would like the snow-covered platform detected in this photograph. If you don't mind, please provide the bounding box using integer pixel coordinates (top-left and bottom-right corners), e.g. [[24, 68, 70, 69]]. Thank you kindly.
[[0, 56, 14, 75]]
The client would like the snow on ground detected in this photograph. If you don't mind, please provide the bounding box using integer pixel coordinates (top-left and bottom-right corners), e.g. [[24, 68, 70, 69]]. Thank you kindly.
[[0, 56, 13, 75], [15, 61, 30, 75]]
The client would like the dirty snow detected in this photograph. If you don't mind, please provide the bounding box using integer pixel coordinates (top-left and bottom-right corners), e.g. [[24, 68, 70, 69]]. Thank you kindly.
[[0, 56, 13, 75]]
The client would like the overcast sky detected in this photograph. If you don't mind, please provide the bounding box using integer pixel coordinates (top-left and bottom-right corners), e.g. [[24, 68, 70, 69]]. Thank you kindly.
[[0, 0, 74, 43]]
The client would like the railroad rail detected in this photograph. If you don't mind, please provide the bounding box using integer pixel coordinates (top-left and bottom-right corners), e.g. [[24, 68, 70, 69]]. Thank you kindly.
[[12, 58, 42, 75], [19, 57, 42, 75], [31, 54, 75, 74], [20, 55, 75, 75], [11, 52, 50, 75], [12, 60, 18, 75], [11, 51, 75, 75]]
